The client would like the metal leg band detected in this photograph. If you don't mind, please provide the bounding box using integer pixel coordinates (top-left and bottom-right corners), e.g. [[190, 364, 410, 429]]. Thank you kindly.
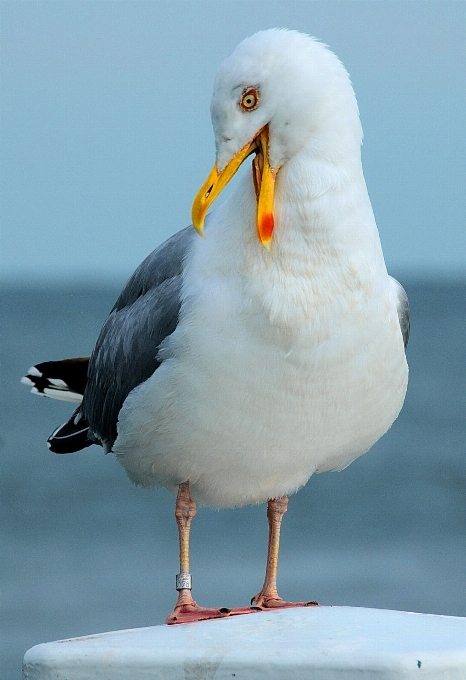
[[176, 572, 192, 591]]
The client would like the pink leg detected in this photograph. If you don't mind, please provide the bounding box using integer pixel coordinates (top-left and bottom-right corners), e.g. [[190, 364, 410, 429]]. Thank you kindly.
[[251, 496, 317, 609], [166, 486, 316, 624], [166, 482, 257, 624]]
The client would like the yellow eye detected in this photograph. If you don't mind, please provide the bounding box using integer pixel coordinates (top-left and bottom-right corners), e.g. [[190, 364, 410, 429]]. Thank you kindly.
[[240, 87, 259, 111]]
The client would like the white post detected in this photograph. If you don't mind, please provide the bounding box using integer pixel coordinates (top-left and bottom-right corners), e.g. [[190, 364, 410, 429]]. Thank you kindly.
[[23, 607, 466, 680]]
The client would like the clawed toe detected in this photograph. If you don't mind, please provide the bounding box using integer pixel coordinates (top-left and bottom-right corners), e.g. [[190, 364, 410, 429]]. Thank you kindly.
[[166, 603, 232, 625], [166, 603, 266, 625], [251, 592, 318, 609]]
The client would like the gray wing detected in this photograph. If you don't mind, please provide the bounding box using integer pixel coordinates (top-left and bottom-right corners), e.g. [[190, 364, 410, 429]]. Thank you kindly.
[[82, 226, 194, 450], [390, 276, 410, 349]]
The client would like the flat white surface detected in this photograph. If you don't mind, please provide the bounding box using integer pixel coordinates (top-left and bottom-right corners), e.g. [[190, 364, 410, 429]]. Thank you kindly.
[[23, 606, 466, 679]]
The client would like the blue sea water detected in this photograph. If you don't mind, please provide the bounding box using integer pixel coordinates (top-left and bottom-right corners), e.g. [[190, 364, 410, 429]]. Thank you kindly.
[[1, 281, 465, 679]]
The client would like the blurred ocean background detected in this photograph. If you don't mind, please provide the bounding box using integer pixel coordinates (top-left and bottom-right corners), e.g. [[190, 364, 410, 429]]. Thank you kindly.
[[1, 2, 465, 679], [2, 281, 466, 678]]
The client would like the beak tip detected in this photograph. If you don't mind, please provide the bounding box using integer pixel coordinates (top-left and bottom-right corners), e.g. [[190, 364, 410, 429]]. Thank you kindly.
[[257, 211, 275, 250], [193, 223, 206, 239]]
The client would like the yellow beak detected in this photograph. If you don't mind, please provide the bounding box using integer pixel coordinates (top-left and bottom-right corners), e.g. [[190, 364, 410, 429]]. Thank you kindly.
[[192, 125, 277, 249]]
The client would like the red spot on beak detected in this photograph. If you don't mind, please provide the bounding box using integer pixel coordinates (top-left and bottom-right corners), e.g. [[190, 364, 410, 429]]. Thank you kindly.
[[259, 212, 274, 246]]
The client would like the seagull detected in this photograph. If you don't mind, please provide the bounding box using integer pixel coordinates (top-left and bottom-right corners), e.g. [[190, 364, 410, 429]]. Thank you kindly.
[[23, 29, 409, 625]]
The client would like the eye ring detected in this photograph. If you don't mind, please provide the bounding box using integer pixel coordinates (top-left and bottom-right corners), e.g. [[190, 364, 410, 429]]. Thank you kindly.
[[240, 87, 259, 112]]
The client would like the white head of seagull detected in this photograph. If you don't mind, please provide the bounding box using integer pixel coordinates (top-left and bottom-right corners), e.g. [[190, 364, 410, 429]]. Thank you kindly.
[[192, 29, 363, 248]]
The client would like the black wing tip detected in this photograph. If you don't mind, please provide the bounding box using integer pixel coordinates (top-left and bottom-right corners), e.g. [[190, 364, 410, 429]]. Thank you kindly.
[[47, 409, 97, 454], [22, 358, 89, 402]]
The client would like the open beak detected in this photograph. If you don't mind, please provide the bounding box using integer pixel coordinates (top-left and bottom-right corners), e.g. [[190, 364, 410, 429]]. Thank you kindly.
[[192, 125, 277, 249]]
